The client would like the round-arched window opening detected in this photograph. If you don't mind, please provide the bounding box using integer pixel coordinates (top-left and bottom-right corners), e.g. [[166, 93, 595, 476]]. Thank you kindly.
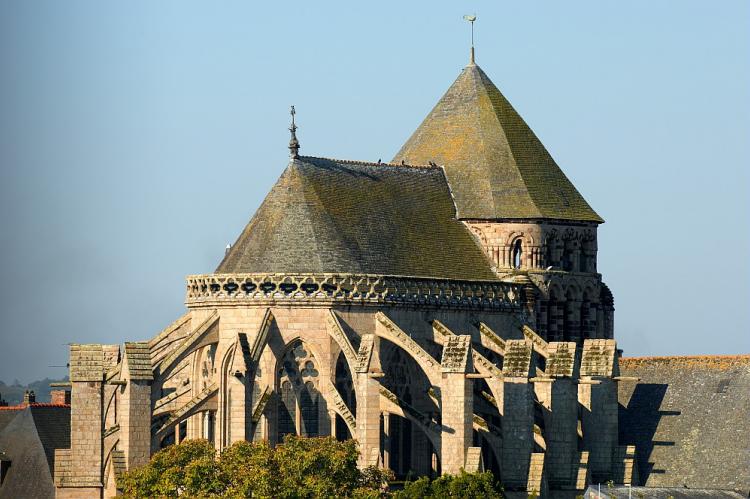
[[512, 239, 523, 269]]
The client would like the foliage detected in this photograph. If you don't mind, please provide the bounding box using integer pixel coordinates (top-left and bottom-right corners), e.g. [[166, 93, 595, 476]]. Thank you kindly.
[[273, 435, 362, 497], [217, 440, 278, 497], [120, 439, 221, 498], [121, 436, 393, 498], [394, 470, 504, 499], [121, 438, 506, 498]]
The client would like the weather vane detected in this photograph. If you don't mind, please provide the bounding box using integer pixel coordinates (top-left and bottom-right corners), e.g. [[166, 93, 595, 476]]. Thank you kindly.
[[463, 14, 477, 64], [288, 105, 300, 159]]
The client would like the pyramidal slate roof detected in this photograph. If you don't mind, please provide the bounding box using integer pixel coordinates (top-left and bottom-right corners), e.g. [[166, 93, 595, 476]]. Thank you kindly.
[[393, 61, 603, 223], [217, 157, 496, 280]]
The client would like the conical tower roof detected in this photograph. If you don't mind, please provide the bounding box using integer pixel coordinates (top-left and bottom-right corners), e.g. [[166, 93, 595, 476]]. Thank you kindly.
[[393, 62, 603, 223]]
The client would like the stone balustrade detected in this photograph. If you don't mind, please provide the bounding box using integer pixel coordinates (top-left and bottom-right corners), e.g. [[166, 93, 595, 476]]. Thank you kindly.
[[186, 273, 520, 310]]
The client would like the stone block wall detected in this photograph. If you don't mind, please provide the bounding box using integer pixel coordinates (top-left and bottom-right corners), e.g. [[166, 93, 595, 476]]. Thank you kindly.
[[57, 296, 631, 498], [464, 221, 598, 273]]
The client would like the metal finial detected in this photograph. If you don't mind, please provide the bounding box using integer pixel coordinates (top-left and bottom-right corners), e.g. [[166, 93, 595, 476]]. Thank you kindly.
[[463, 14, 477, 64], [288, 105, 300, 159]]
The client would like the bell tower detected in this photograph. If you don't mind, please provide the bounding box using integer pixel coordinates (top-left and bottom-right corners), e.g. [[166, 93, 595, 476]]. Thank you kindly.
[[392, 53, 614, 343]]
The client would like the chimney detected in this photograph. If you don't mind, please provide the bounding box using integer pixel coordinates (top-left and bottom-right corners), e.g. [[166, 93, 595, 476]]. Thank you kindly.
[[50, 389, 71, 405], [22, 390, 36, 406]]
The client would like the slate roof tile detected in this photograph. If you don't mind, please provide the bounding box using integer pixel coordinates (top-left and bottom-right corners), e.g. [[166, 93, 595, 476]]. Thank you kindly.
[[393, 63, 603, 223], [217, 157, 497, 280]]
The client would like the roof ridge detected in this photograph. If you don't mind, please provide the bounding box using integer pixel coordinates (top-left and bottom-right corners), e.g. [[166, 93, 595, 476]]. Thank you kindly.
[[0, 403, 71, 410], [299, 155, 440, 170], [621, 354, 750, 360]]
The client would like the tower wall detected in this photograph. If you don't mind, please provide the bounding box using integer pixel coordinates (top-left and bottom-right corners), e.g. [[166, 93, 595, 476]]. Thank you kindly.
[[465, 220, 615, 344]]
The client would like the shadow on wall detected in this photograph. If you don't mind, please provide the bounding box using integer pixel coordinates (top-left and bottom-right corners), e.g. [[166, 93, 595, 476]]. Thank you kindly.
[[618, 383, 677, 484]]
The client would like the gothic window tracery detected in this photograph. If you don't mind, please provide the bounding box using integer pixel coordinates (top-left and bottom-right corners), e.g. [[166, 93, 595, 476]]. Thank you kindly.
[[276, 341, 321, 439]]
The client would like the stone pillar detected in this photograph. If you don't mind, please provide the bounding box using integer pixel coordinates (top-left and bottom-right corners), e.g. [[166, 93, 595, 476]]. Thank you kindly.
[[219, 342, 252, 448], [578, 379, 618, 482], [120, 343, 153, 471], [578, 339, 619, 482], [440, 372, 472, 474], [119, 380, 151, 469], [501, 378, 534, 489], [58, 344, 106, 499], [439, 335, 473, 475], [535, 378, 578, 488], [356, 374, 382, 467], [381, 412, 391, 470], [499, 338, 535, 491]]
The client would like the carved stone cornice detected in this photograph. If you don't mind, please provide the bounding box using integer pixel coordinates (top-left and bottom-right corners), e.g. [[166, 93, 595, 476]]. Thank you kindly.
[[186, 273, 520, 310]]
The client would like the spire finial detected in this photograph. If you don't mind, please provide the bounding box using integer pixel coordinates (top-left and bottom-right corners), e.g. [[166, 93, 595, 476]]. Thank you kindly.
[[288, 105, 300, 159], [463, 14, 477, 65]]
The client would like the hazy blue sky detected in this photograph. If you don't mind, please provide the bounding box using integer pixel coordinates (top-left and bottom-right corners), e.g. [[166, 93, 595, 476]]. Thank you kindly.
[[1, 1, 748, 383]]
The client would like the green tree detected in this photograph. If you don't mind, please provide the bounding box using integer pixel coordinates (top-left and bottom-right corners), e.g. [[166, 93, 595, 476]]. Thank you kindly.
[[120, 439, 221, 498], [120, 436, 393, 498], [273, 435, 362, 498], [217, 440, 278, 497], [394, 470, 504, 499]]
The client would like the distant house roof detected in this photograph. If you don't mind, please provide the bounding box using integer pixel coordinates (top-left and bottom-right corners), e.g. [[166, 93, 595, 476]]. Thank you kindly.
[[217, 157, 497, 281], [393, 63, 603, 223], [618, 355, 750, 495], [584, 485, 746, 498], [0, 404, 70, 499]]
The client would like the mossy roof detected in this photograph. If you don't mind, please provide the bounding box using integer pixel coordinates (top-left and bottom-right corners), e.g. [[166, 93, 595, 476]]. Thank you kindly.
[[618, 355, 750, 493], [217, 157, 497, 280], [393, 63, 603, 223]]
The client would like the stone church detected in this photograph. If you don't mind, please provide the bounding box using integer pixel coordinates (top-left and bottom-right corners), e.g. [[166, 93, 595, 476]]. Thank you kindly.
[[51, 50, 749, 498]]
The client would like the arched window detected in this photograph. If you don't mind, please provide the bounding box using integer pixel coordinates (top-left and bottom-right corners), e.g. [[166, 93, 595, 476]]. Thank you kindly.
[[512, 239, 523, 269], [300, 381, 319, 437], [276, 341, 320, 440], [278, 380, 296, 440]]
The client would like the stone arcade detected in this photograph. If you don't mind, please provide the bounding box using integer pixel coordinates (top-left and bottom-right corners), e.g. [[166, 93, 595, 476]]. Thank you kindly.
[[54, 53, 633, 498]]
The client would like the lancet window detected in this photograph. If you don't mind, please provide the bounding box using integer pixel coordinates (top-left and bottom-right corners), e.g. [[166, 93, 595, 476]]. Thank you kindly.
[[276, 341, 321, 439]]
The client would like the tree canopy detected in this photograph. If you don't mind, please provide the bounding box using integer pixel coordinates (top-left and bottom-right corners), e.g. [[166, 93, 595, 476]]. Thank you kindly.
[[120, 437, 391, 498], [120, 436, 504, 498]]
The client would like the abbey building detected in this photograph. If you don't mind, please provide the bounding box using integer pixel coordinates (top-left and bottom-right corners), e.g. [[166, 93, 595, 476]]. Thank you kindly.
[[51, 52, 750, 498]]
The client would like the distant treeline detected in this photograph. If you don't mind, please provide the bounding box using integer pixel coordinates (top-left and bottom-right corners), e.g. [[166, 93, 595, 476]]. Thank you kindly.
[[0, 377, 69, 405]]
